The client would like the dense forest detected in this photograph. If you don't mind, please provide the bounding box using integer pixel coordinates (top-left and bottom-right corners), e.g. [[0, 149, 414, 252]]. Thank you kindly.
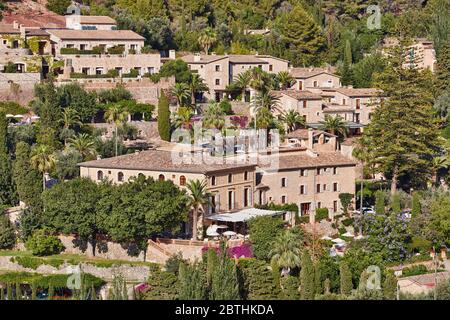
[[45, 1, 448, 69]]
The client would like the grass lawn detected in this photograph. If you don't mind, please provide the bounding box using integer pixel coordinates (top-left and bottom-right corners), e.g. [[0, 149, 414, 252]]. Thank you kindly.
[[0, 250, 159, 268]]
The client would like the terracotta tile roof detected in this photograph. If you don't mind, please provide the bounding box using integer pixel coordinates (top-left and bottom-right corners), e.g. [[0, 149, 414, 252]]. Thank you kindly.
[[180, 54, 228, 64], [0, 24, 20, 34], [47, 29, 145, 41], [78, 16, 116, 25], [258, 151, 356, 170], [273, 90, 322, 100], [290, 67, 339, 79], [78, 149, 256, 174], [335, 87, 382, 97], [181, 54, 269, 64], [25, 28, 49, 37], [228, 55, 267, 64], [286, 129, 335, 139]]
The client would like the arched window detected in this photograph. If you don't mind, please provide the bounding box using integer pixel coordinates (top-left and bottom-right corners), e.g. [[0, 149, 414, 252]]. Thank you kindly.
[[179, 175, 186, 186], [118, 172, 124, 182], [97, 171, 103, 181], [158, 174, 165, 181]]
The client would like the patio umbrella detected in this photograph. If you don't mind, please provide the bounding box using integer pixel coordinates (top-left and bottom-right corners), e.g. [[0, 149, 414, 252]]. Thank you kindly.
[[13, 115, 24, 118], [216, 225, 228, 229], [31, 115, 40, 119], [223, 231, 237, 236], [5, 114, 14, 118], [342, 232, 354, 237], [206, 225, 219, 236], [354, 235, 365, 240], [332, 238, 346, 244], [320, 235, 332, 240]]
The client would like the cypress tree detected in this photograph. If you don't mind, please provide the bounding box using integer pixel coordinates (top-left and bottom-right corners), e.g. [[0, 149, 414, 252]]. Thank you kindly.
[[0, 111, 15, 206], [7, 283, 12, 300], [271, 259, 281, 290], [15, 283, 21, 300], [157, 91, 171, 142], [341, 39, 353, 85], [209, 242, 240, 300], [91, 285, 97, 300], [206, 248, 218, 287], [12, 142, 43, 212], [390, 193, 401, 214], [31, 283, 37, 300], [411, 192, 421, 217], [314, 264, 323, 295], [0, 286, 4, 300], [48, 284, 54, 300], [383, 273, 398, 300], [178, 262, 206, 300], [300, 251, 315, 300], [375, 190, 385, 215], [339, 261, 353, 295], [0, 214, 16, 249]]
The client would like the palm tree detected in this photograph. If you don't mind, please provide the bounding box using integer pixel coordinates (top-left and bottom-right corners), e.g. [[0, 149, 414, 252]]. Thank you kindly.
[[104, 105, 129, 157], [30, 144, 56, 190], [270, 230, 303, 275], [171, 83, 191, 108], [69, 133, 96, 160], [431, 155, 449, 187], [189, 73, 209, 109], [319, 115, 348, 139], [252, 91, 280, 116], [255, 107, 274, 130], [198, 28, 217, 54], [232, 71, 252, 102], [277, 71, 295, 90], [59, 108, 81, 146], [279, 110, 305, 133], [249, 67, 273, 93], [186, 179, 211, 240], [202, 102, 225, 129], [173, 107, 194, 129]]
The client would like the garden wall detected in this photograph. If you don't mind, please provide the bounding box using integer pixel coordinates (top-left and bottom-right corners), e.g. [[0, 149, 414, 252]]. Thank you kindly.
[[0, 72, 41, 105]]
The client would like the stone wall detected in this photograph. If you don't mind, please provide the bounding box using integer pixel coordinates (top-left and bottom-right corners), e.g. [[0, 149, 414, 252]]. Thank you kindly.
[[0, 72, 40, 105]]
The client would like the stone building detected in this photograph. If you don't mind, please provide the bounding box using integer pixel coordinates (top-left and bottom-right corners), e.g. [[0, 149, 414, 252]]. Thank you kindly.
[[289, 67, 341, 91]]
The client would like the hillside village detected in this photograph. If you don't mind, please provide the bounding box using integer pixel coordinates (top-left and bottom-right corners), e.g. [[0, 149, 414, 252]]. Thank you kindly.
[[0, 0, 449, 302]]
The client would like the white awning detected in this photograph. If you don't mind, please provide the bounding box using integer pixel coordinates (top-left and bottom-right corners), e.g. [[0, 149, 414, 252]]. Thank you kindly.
[[207, 208, 284, 223]]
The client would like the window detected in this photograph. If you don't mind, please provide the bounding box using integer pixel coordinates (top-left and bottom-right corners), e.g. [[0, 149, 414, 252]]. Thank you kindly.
[[333, 183, 338, 192], [118, 172, 124, 182], [313, 80, 318, 87], [343, 98, 346, 105], [258, 65, 262, 69], [134, 67, 141, 75], [158, 174, 165, 181], [317, 202, 321, 208], [97, 171, 103, 181], [244, 188, 249, 207], [269, 65, 273, 72], [147, 67, 155, 74], [281, 178, 287, 188], [356, 98, 361, 109], [333, 167, 337, 175], [281, 196, 287, 204], [115, 67, 123, 75], [215, 65, 220, 72], [228, 191, 234, 210], [215, 79, 220, 86], [323, 184, 327, 191], [302, 100, 307, 108], [211, 176, 216, 186], [355, 113, 360, 123], [244, 171, 248, 181], [81, 67, 90, 75], [95, 67, 103, 75], [179, 175, 186, 186], [80, 44, 87, 51], [66, 44, 74, 48], [303, 115, 307, 122], [316, 184, 321, 193], [298, 81, 303, 90], [300, 185, 307, 195], [316, 168, 321, 175], [300, 169, 308, 177], [228, 174, 233, 183], [333, 201, 338, 213]]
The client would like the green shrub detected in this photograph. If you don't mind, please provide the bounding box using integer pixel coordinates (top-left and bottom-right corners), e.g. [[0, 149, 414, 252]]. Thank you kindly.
[[107, 46, 125, 54], [341, 218, 354, 227], [122, 69, 139, 78], [25, 230, 65, 256], [248, 216, 284, 261], [0, 215, 16, 250], [338, 227, 347, 235], [402, 265, 429, 277], [237, 258, 281, 300], [10, 256, 64, 269], [60, 47, 102, 55], [315, 208, 329, 221], [297, 215, 310, 224]]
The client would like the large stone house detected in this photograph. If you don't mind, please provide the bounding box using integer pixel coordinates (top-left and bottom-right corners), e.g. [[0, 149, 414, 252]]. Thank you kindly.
[[65, 15, 117, 31], [181, 53, 290, 101], [289, 67, 341, 91]]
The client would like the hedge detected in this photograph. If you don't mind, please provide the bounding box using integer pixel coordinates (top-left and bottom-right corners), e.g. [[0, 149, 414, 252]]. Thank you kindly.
[[0, 272, 105, 288], [10, 256, 64, 270]]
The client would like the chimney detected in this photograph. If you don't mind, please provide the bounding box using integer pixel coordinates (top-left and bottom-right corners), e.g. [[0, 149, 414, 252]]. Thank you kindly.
[[169, 49, 176, 59], [13, 21, 19, 30], [307, 128, 314, 150], [194, 53, 201, 62]]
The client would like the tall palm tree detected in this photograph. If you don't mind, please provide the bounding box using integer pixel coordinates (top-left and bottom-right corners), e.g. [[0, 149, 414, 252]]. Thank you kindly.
[[202, 102, 225, 129], [104, 105, 129, 157], [189, 74, 209, 108], [255, 107, 274, 130], [270, 230, 303, 275], [252, 91, 280, 115], [431, 155, 449, 187], [276, 71, 295, 90], [198, 27, 217, 54], [173, 107, 194, 130], [249, 67, 273, 93], [30, 144, 56, 190], [232, 71, 252, 102], [171, 83, 191, 108], [319, 115, 348, 139], [69, 133, 96, 160], [279, 110, 305, 133], [186, 179, 211, 240], [59, 108, 81, 146]]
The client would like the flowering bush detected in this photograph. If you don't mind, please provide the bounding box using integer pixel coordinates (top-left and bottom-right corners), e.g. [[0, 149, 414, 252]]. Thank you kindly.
[[228, 244, 253, 259]]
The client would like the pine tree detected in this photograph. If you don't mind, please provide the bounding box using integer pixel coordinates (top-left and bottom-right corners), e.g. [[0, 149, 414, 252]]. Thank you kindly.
[[157, 91, 171, 142], [362, 39, 441, 194], [277, 5, 325, 66], [436, 43, 450, 94], [339, 261, 353, 295], [300, 251, 315, 300], [375, 190, 385, 215], [13, 142, 43, 212], [383, 273, 398, 300]]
